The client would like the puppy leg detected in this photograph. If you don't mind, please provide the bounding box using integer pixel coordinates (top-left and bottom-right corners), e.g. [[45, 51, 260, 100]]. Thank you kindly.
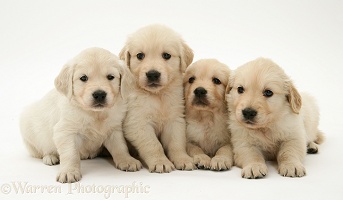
[[125, 124, 175, 173], [22, 140, 42, 159], [53, 125, 81, 183], [210, 144, 233, 171], [234, 146, 268, 179], [104, 130, 142, 172], [277, 138, 307, 178], [187, 142, 211, 169], [162, 119, 196, 170]]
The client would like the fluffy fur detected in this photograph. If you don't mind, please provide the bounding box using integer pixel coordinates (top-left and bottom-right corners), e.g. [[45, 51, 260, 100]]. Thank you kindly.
[[119, 24, 195, 172], [184, 59, 233, 170], [227, 58, 324, 178], [20, 47, 142, 183]]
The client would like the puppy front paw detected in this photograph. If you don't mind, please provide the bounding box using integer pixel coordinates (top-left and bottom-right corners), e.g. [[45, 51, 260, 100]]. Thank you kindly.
[[278, 162, 306, 177], [43, 154, 59, 166], [172, 155, 196, 170], [115, 157, 142, 172], [210, 156, 233, 171], [56, 168, 81, 183], [242, 163, 268, 179], [193, 154, 211, 169], [148, 159, 175, 173]]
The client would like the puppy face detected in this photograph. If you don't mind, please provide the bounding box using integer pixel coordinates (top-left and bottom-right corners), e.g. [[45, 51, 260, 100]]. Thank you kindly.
[[55, 47, 126, 111], [227, 58, 302, 129], [120, 24, 194, 93], [184, 59, 230, 111]]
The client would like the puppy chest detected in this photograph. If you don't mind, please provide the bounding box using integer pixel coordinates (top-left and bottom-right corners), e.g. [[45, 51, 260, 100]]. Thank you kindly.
[[248, 133, 281, 158], [188, 122, 229, 155], [145, 99, 182, 128]]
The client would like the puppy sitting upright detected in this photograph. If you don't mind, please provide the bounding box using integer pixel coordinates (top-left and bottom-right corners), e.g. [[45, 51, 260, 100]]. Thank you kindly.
[[227, 58, 324, 179], [119, 24, 195, 172], [20, 48, 142, 183], [184, 59, 233, 171]]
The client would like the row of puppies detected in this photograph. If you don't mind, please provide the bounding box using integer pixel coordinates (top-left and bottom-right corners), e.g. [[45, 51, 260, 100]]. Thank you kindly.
[[20, 24, 324, 183]]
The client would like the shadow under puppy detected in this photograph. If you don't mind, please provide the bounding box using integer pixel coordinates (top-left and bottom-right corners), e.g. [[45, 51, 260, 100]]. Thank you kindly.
[[184, 59, 233, 170], [20, 47, 142, 183], [119, 24, 195, 172], [227, 58, 324, 179]]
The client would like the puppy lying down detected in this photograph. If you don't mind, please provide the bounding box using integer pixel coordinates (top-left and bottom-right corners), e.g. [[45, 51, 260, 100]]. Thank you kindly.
[[20, 47, 142, 183], [184, 59, 233, 171], [227, 58, 324, 178]]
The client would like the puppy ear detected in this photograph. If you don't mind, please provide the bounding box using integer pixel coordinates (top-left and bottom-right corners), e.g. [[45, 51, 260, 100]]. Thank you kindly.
[[286, 81, 302, 114], [117, 60, 135, 100], [119, 46, 131, 68], [224, 85, 232, 102], [180, 42, 194, 72], [225, 73, 234, 101], [54, 64, 74, 99]]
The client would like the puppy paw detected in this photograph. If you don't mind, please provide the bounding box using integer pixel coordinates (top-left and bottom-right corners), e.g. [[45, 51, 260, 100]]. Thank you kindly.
[[210, 156, 233, 171], [148, 159, 175, 173], [193, 154, 211, 169], [307, 142, 319, 154], [172, 156, 196, 170], [278, 162, 306, 177], [56, 169, 82, 183], [115, 157, 142, 172], [43, 154, 59, 166], [242, 163, 268, 179]]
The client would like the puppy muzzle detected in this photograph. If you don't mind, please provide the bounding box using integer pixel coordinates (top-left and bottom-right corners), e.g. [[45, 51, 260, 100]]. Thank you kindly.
[[92, 90, 107, 107], [146, 70, 161, 87], [192, 87, 209, 106], [242, 108, 257, 124]]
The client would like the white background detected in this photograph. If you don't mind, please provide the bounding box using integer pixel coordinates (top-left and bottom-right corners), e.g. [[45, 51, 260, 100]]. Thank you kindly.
[[1, 0, 343, 199]]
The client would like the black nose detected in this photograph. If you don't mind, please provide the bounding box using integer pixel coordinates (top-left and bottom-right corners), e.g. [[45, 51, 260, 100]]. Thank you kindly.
[[242, 108, 257, 120], [146, 70, 161, 82], [194, 87, 207, 98], [92, 90, 107, 102]]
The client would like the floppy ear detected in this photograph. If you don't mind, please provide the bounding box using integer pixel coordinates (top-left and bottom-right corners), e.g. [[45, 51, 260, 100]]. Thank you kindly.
[[286, 81, 302, 114], [54, 64, 73, 99], [225, 73, 234, 101], [117, 60, 135, 100], [180, 42, 194, 72], [119, 45, 131, 68]]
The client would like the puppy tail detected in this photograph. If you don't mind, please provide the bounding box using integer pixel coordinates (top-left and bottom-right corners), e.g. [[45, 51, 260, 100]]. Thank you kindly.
[[315, 130, 325, 144]]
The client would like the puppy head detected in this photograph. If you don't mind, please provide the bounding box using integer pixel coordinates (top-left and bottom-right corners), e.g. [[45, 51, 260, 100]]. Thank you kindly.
[[184, 59, 230, 112], [227, 58, 302, 129], [119, 24, 194, 93], [55, 47, 127, 111]]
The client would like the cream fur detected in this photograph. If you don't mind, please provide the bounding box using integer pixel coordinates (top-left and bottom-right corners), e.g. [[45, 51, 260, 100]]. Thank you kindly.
[[119, 24, 195, 172], [184, 59, 233, 170], [227, 57, 324, 179], [20, 47, 142, 183]]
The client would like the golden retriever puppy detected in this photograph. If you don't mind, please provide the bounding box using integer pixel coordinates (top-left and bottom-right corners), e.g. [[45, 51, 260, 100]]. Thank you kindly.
[[184, 59, 233, 170], [227, 58, 324, 179], [119, 24, 195, 172], [20, 47, 142, 183]]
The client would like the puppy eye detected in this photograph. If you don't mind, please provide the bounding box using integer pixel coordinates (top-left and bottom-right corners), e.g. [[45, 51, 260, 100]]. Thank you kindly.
[[136, 53, 145, 60], [107, 75, 115, 80], [212, 78, 221, 85], [237, 86, 244, 94], [263, 90, 274, 97], [189, 77, 195, 84], [80, 75, 88, 82], [162, 53, 171, 60]]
